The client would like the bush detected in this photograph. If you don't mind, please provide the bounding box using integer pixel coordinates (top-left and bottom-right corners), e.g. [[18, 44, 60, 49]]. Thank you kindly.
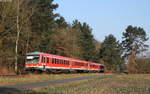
[[136, 58, 150, 74], [128, 58, 150, 74]]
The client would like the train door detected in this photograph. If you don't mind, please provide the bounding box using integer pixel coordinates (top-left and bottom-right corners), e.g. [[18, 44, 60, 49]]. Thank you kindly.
[[41, 55, 47, 71], [45, 56, 50, 68]]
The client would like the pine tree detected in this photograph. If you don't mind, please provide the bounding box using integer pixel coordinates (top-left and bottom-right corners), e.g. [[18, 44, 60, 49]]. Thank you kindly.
[[99, 34, 123, 71], [121, 25, 149, 73], [29, 0, 59, 52], [122, 25, 149, 63], [72, 20, 97, 62], [55, 16, 68, 29]]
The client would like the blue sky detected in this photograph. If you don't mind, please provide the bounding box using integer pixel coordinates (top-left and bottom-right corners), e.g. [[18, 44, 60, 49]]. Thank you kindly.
[[54, 0, 150, 46]]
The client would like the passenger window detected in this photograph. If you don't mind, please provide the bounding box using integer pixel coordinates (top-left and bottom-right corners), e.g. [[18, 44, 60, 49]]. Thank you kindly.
[[60, 59, 62, 64], [62, 60, 64, 65], [59, 59, 61, 64], [66, 60, 68, 65], [44, 57, 46, 63], [63, 60, 66, 65], [55, 59, 56, 64], [52, 58, 55, 64], [56, 59, 59, 64], [47, 57, 49, 63], [54, 59, 56, 64], [42, 56, 44, 63], [42, 56, 46, 63], [62, 60, 64, 64], [58, 59, 60, 64]]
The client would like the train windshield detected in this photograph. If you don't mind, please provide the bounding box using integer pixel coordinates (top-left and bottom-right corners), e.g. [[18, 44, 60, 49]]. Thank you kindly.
[[26, 55, 40, 64]]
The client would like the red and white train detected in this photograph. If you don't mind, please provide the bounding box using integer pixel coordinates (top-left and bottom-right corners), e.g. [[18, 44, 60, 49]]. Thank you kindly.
[[25, 52, 105, 73]]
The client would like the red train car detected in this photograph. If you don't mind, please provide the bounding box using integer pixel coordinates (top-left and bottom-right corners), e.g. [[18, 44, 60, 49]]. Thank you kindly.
[[25, 52, 105, 73]]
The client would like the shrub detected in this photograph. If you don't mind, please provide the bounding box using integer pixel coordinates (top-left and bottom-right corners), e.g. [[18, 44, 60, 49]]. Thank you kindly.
[[128, 58, 150, 74]]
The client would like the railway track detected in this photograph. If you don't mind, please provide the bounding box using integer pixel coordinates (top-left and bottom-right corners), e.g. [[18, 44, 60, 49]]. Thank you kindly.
[[0, 74, 114, 94]]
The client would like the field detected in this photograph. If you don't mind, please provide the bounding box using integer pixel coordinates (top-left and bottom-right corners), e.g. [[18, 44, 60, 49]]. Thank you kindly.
[[0, 73, 109, 86], [22, 74, 150, 94]]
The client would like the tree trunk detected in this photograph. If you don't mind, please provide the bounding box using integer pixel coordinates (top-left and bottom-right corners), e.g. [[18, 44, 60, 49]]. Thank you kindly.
[[15, 0, 20, 74]]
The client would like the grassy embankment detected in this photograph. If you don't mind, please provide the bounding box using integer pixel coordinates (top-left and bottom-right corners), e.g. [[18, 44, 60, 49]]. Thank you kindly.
[[23, 74, 150, 94], [0, 73, 109, 86]]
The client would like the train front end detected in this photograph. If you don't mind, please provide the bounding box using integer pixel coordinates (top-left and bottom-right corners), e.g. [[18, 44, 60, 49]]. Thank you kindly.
[[25, 52, 43, 72]]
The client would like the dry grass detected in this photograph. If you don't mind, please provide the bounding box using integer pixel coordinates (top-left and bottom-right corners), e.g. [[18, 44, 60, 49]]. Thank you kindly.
[[0, 73, 109, 86], [23, 74, 150, 94]]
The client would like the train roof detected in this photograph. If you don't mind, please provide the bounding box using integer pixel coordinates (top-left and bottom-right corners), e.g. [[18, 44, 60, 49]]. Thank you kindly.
[[27, 52, 42, 55]]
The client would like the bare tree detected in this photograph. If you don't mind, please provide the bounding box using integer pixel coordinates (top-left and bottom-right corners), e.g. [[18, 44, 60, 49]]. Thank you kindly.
[[0, 0, 36, 73], [15, 0, 36, 73]]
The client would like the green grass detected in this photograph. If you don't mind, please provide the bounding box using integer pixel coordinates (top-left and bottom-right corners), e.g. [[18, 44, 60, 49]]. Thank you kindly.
[[22, 74, 150, 94], [0, 73, 108, 86]]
